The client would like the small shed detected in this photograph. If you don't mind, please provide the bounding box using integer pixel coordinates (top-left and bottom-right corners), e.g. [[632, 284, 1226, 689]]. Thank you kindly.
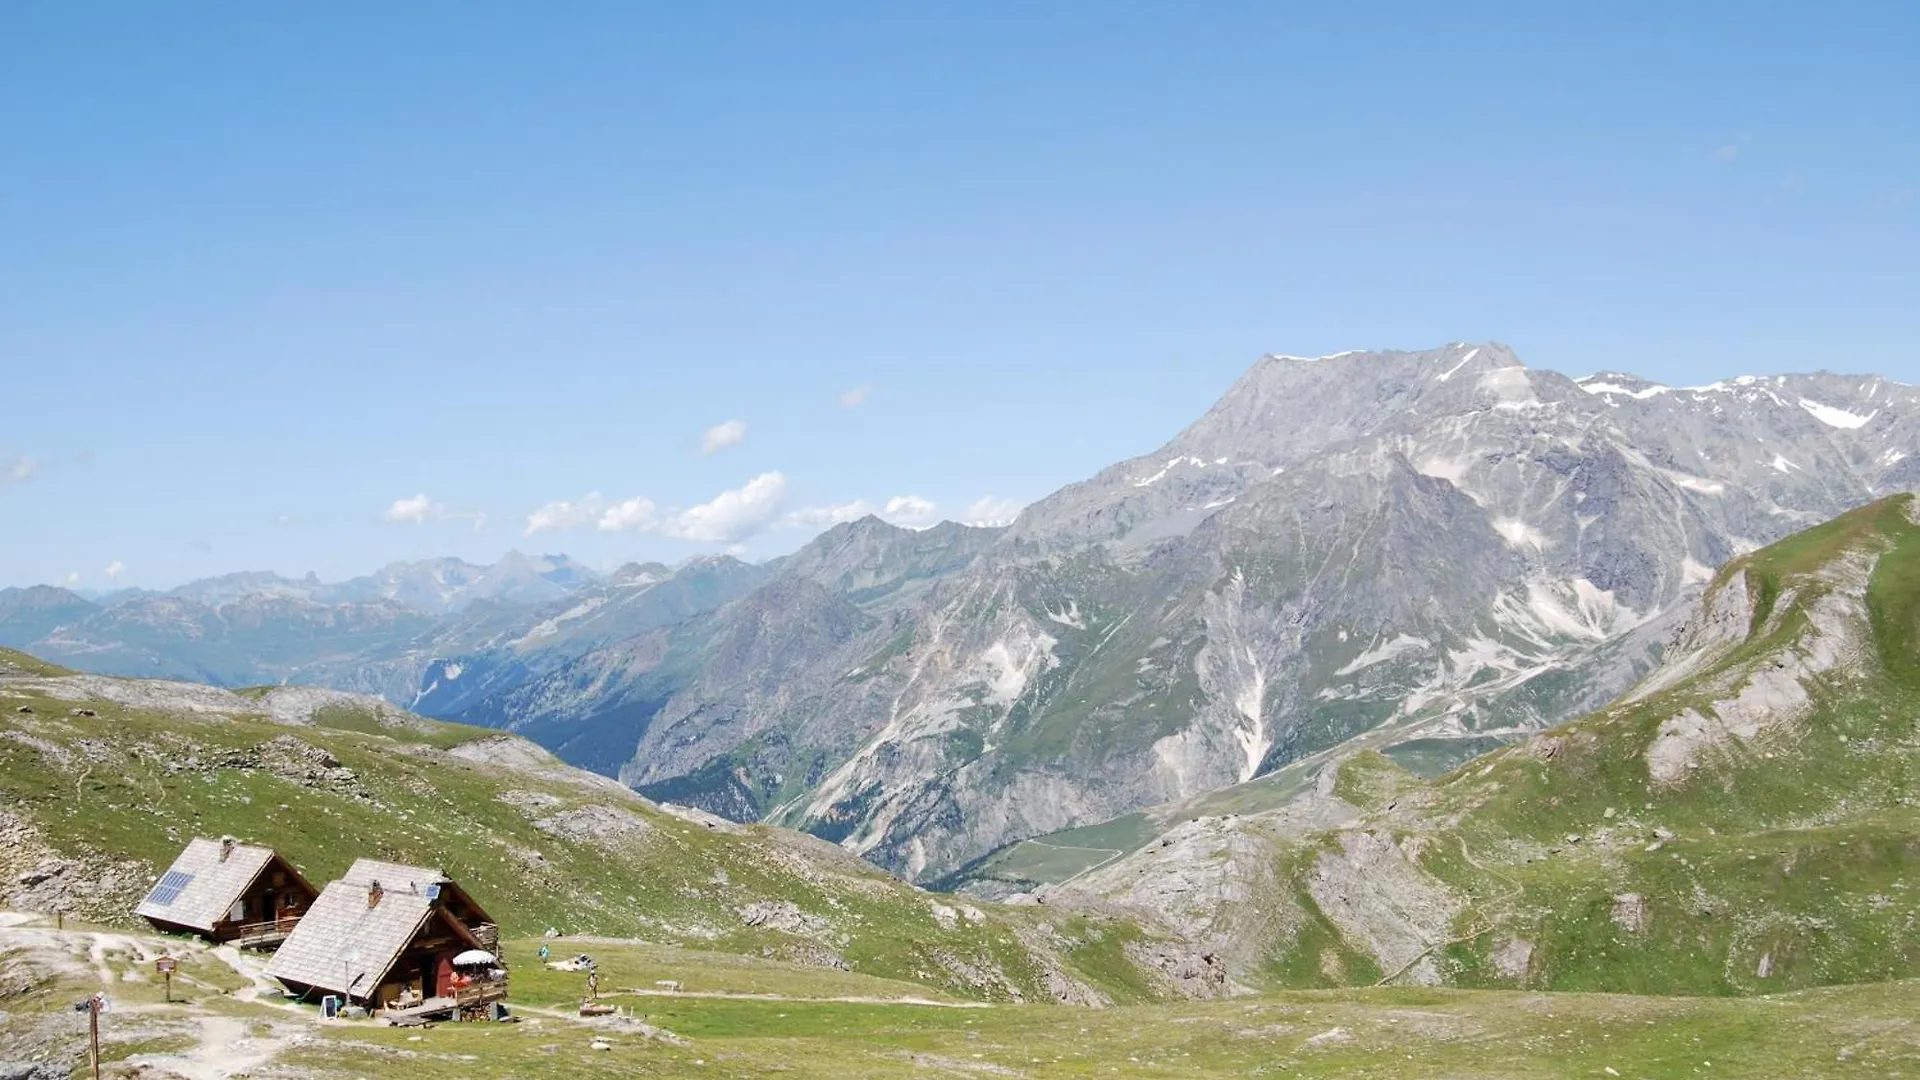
[[135, 837, 317, 947], [263, 858, 506, 1015]]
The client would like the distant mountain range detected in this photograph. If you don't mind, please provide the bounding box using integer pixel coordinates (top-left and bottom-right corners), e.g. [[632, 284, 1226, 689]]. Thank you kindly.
[[0, 552, 602, 685], [4, 342, 1914, 884]]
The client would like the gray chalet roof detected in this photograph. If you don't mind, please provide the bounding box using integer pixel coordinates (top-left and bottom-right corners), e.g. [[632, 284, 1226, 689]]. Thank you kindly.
[[264, 878, 438, 996], [263, 858, 483, 998], [339, 858, 446, 890], [135, 838, 279, 933]]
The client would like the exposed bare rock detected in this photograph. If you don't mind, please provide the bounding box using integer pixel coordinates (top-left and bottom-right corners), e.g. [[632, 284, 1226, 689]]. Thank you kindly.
[[736, 900, 829, 936], [1126, 942, 1232, 1000], [658, 802, 748, 835], [1491, 936, 1534, 981], [532, 805, 653, 845], [446, 735, 634, 796], [1306, 829, 1463, 984], [1645, 550, 1876, 783], [0, 812, 149, 922], [1610, 893, 1648, 935]]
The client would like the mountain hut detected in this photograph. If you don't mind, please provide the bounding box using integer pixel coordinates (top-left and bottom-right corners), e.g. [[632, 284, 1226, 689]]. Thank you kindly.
[[263, 858, 506, 1018], [135, 836, 317, 948]]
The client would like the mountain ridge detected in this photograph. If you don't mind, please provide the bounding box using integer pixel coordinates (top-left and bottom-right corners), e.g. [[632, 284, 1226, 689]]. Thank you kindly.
[[2, 342, 1914, 885]]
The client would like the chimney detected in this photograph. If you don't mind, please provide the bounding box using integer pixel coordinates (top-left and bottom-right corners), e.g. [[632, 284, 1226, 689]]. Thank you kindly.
[[219, 837, 235, 862], [367, 880, 383, 909]]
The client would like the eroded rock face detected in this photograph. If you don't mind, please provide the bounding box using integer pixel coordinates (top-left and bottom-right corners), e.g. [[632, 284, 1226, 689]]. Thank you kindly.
[[1644, 549, 1876, 784], [1306, 830, 1463, 985], [1126, 942, 1232, 1000]]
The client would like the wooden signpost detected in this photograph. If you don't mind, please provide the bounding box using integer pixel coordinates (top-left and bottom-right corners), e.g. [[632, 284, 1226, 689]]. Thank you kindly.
[[73, 993, 106, 1080], [155, 955, 177, 1003]]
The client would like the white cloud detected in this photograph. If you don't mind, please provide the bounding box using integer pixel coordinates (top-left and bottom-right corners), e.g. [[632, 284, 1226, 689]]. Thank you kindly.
[[882, 495, 939, 528], [597, 496, 657, 533], [961, 496, 1024, 528], [782, 493, 946, 530], [2, 456, 34, 485], [526, 492, 606, 535], [655, 472, 787, 543], [104, 560, 125, 581], [783, 500, 876, 528], [840, 384, 874, 408], [700, 419, 748, 455], [382, 493, 440, 524], [63, 571, 80, 586], [382, 493, 484, 530]]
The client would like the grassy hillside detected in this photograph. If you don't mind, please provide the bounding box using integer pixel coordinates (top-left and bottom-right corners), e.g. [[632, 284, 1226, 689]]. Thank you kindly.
[[1079, 495, 1920, 996], [0, 651, 1176, 1005], [4, 911, 1917, 1078]]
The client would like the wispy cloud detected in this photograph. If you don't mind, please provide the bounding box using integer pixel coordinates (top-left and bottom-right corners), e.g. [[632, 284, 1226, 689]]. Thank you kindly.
[[1714, 134, 1750, 163], [104, 560, 125, 581], [840, 383, 875, 408], [63, 571, 80, 586], [526, 492, 606, 535], [961, 496, 1024, 528], [699, 419, 748, 455], [381, 493, 486, 531], [2, 456, 35, 485], [656, 472, 788, 543]]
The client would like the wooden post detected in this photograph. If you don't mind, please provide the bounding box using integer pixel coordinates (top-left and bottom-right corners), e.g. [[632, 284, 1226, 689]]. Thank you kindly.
[[88, 996, 101, 1080]]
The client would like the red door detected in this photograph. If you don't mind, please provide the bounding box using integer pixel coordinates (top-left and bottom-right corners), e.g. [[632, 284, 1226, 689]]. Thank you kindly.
[[434, 954, 455, 998]]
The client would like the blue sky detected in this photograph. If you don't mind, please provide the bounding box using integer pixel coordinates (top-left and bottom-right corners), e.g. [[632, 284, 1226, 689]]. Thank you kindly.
[[2, 2, 1915, 589]]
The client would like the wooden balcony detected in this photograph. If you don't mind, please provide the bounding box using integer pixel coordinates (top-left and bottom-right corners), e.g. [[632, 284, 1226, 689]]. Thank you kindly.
[[225, 915, 303, 949]]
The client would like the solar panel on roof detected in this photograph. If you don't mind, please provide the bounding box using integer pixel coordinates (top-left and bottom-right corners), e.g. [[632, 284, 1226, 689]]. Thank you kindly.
[[145, 870, 194, 907]]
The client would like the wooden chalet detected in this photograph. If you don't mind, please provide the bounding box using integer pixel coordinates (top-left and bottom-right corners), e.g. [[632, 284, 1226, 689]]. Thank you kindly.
[[135, 837, 316, 948], [263, 858, 507, 1018]]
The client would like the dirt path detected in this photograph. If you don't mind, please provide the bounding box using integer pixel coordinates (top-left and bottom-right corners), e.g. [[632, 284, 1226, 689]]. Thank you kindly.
[[124, 1014, 295, 1080]]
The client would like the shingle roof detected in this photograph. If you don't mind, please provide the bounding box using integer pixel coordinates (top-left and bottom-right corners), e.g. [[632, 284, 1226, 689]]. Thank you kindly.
[[263, 878, 436, 997], [339, 858, 446, 890], [134, 838, 277, 933]]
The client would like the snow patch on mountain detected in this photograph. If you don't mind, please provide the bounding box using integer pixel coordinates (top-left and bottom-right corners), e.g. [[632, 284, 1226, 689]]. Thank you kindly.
[[1434, 347, 1480, 382], [1045, 601, 1086, 629], [1579, 380, 1671, 400], [1336, 633, 1432, 676], [1799, 398, 1877, 430], [1491, 517, 1551, 551]]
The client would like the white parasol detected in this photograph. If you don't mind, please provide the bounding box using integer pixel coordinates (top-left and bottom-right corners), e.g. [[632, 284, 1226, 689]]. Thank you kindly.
[[451, 949, 497, 966]]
